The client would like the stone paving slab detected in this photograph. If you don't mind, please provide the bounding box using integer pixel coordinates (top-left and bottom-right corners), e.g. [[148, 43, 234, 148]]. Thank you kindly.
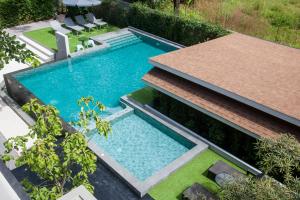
[[5, 19, 55, 36]]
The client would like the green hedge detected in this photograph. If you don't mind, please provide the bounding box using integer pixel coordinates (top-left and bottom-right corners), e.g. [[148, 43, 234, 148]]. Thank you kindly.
[[151, 91, 258, 166], [0, 0, 56, 28], [95, 0, 228, 45]]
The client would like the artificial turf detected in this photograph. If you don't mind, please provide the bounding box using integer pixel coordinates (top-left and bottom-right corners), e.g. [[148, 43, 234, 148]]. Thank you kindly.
[[23, 25, 119, 53], [149, 149, 245, 200]]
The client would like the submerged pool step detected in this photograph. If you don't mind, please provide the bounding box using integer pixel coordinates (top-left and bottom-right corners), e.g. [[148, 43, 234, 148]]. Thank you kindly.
[[108, 37, 141, 47], [103, 32, 142, 50], [104, 33, 136, 42], [107, 36, 140, 45], [104, 106, 134, 124]]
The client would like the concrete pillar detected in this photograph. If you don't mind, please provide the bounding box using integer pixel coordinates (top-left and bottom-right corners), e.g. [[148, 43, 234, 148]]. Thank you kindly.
[[55, 31, 70, 61]]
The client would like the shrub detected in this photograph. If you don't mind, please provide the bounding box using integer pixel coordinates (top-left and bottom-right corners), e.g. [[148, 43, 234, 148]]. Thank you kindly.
[[220, 176, 299, 200], [0, 0, 56, 28], [95, 0, 228, 45], [256, 134, 300, 183], [151, 90, 258, 165]]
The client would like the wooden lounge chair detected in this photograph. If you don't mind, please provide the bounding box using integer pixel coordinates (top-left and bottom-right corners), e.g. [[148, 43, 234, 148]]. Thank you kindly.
[[64, 17, 84, 34], [50, 20, 71, 35], [85, 13, 108, 28], [182, 183, 218, 200], [74, 15, 96, 31]]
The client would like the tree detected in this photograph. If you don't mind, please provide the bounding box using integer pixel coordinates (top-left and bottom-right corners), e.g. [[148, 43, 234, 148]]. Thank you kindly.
[[1, 97, 111, 200], [256, 134, 300, 183], [0, 29, 39, 70]]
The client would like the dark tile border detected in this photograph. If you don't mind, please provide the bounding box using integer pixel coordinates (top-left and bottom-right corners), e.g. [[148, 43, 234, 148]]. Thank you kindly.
[[4, 71, 76, 133], [0, 160, 30, 200]]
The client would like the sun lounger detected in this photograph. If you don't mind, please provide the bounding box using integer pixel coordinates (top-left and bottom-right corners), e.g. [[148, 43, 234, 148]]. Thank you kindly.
[[85, 13, 108, 27], [74, 15, 96, 31], [64, 17, 84, 34], [50, 20, 71, 35]]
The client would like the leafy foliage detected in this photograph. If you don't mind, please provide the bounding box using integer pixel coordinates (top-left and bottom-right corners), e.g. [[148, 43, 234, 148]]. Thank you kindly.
[[220, 134, 300, 200], [220, 176, 299, 200], [71, 96, 112, 136], [95, 0, 228, 46], [1, 98, 111, 199], [256, 134, 300, 183], [149, 90, 257, 165], [0, 29, 40, 69], [0, 0, 56, 28]]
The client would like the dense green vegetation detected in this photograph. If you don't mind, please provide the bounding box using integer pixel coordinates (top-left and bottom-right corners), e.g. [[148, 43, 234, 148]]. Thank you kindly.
[[256, 134, 300, 185], [1, 97, 111, 199], [96, 0, 228, 46], [23, 26, 119, 52], [221, 135, 300, 200], [221, 176, 299, 200], [0, 0, 56, 27], [0, 29, 39, 69], [146, 0, 300, 48], [133, 89, 258, 165], [128, 87, 155, 105], [149, 149, 245, 200]]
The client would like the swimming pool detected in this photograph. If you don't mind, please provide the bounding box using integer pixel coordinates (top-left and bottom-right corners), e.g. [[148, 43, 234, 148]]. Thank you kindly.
[[14, 30, 177, 121], [90, 109, 195, 181], [88, 101, 208, 196], [6, 29, 207, 196]]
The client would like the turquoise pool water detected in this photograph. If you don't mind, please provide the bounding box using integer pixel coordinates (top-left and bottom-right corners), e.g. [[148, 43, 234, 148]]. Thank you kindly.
[[15, 33, 176, 121], [89, 111, 195, 181], [14, 32, 189, 182]]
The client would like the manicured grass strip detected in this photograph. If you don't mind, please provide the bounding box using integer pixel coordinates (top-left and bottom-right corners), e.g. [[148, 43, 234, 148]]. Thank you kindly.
[[23, 25, 119, 52], [149, 149, 245, 200], [128, 87, 155, 105], [24, 27, 57, 51]]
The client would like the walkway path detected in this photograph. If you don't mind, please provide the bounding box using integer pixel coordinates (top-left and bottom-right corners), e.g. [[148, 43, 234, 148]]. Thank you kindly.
[[5, 20, 54, 36]]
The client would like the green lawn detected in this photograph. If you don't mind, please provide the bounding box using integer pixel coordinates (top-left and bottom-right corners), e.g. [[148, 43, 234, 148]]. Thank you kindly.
[[128, 87, 156, 105], [154, 0, 300, 48], [149, 149, 246, 200], [23, 25, 119, 52]]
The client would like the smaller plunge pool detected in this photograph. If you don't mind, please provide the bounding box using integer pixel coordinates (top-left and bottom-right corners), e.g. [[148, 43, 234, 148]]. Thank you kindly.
[[89, 109, 196, 181]]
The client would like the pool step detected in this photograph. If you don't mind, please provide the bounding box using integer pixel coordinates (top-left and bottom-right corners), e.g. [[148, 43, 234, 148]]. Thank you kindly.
[[109, 38, 141, 49], [105, 106, 134, 124], [19, 35, 54, 57], [107, 35, 140, 45], [104, 33, 137, 43], [17, 39, 50, 63], [103, 32, 142, 50]]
